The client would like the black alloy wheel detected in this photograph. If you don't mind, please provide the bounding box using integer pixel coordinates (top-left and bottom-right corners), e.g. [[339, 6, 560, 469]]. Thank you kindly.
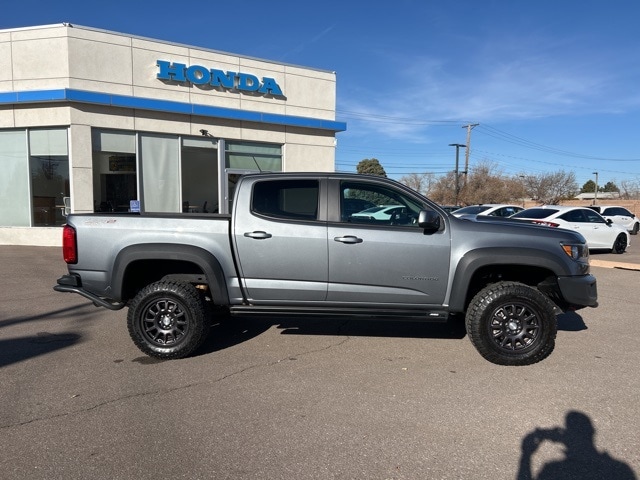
[[127, 280, 210, 359], [612, 233, 627, 254], [465, 281, 557, 366]]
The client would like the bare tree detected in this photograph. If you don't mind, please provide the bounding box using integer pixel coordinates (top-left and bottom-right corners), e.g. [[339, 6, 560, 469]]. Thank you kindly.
[[398, 172, 435, 196], [429, 171, 458, 204], [459, 162, 514, 205], [524, 171, 578, 205], [430, 165, 579, 206], [619, 179, 640, 199]]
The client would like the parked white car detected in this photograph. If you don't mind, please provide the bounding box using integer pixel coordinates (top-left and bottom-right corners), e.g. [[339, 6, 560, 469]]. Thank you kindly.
[[511, 206, 630, 253], [453, 204, 524, 218], [587, 205, 639, 235], [351, 205, 407, 220]]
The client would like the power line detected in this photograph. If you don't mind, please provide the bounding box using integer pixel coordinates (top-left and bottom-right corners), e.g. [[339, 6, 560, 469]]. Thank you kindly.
[[337, 109, 640, 163], [477, 124, 640, 162], [472, 149, 640, 177]]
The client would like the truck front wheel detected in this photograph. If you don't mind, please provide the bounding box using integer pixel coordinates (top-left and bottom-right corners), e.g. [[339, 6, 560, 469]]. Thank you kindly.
[[465, 282, 557, 366], [127, 280, 210, 359]]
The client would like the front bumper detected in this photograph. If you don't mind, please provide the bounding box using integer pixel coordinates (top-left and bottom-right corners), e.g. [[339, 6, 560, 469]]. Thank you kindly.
[[556, 274, 598, 310]]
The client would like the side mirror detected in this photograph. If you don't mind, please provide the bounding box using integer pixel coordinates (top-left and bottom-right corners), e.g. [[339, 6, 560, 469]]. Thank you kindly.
[[606, 218, 613, 225], [418, 209, 441, 231]]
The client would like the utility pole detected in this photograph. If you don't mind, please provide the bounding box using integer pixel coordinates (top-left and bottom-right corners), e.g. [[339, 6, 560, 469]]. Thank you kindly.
[[593, 171, 599, 205], [449, 143, 466, 205], [519, 175, 526, 207], [462, 123, 479, 186]]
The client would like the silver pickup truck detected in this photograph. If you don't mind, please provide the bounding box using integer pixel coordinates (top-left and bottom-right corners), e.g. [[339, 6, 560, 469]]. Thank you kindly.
[[54, 172, 597, 366]]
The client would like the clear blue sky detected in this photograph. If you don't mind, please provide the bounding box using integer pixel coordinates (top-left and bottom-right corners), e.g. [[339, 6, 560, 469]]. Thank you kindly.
[[4, 0, 640, 188]]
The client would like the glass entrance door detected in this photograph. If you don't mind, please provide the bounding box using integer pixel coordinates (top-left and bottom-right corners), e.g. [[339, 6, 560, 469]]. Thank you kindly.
[[223, 169, 256, 214]]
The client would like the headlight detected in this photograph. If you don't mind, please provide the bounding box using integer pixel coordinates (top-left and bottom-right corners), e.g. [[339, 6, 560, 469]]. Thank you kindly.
[[561, 243, 589, 262]]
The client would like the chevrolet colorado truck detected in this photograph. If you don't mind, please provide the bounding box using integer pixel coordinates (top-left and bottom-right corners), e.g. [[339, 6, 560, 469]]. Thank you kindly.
[[54, 173, 597, 366]]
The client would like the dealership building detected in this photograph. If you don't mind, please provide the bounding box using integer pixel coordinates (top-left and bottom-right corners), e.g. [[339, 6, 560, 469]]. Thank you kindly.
[[0, 24, 346, 246]]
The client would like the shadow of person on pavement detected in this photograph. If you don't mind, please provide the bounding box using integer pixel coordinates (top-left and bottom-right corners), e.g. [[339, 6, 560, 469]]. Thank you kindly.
[[517, 410, 636, 480]]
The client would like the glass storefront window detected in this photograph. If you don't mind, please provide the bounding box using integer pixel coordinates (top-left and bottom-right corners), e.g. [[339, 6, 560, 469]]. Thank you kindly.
[[140, 133, 180, 213], [226, 141, 282, 172], [0, 130, 30, 226], [92, 130, 137, 212], [89, 131, 281, 215], [181, 137, 218, 213], [29, 129, 70, 226]]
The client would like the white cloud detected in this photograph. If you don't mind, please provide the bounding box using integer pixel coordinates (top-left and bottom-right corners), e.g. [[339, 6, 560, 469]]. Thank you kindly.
[[338, 33, 638, 142]]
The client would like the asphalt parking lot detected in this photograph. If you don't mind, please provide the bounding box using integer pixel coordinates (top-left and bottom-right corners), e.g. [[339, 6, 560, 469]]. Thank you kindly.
[[1, 245, 639, 480]]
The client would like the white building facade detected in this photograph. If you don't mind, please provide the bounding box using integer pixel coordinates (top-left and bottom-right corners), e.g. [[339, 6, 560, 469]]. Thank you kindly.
[[0, 24, 346, 246]]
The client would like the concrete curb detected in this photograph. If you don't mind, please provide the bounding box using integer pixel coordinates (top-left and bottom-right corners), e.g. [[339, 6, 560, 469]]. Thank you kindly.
[[591, 259, 640, 271]]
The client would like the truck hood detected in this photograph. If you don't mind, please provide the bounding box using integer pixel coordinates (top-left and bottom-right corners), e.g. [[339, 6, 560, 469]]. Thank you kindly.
[[449, 213, 588, 244]]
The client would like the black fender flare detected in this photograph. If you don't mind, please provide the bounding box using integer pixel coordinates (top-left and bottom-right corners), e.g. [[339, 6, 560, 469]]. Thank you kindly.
[[111, 243, 229, 305], [448, 247, 571, 312]]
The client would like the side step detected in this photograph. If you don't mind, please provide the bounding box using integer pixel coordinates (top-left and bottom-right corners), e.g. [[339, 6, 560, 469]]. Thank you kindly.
[[229, 305, 450, 322]]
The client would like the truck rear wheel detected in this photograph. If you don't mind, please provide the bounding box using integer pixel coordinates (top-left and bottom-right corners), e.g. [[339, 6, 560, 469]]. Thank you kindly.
[[127, 280, 210, 359], [465, 281, 557, 366]]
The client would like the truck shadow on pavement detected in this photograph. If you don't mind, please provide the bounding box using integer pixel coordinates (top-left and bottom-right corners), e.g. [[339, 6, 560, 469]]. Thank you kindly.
[[275, 315, 468, 339], [197, 317, 273, 355], [198, 312, 586, 356], [556, 311, 588, 331], [197, 315, 468, 356]]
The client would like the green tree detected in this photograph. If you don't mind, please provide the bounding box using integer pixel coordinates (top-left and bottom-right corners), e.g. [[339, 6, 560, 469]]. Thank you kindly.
[[603, 181, 619, 192], [356, 158, 387, 177], [580, 180, 596, 193]]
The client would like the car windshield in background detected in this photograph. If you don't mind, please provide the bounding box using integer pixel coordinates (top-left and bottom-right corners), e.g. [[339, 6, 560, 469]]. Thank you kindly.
[[512, 208, 560, 219], [453, 205, 492, 215]]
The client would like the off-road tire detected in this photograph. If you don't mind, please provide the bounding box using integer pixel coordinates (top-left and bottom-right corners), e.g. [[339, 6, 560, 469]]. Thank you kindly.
[[612, 233, 627, 254], [127, 280, 210, 359], [465, 281, 557, 366]]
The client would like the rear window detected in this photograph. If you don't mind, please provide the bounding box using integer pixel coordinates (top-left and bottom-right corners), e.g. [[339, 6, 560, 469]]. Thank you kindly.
[[252, 179, 319, 220], [512, 208, 559, 219], [454, 205, 492, 215], [603, 207, 631, 216]]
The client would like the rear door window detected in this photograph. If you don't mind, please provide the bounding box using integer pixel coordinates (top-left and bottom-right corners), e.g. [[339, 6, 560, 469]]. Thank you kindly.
[[251, 180, 319, 220]]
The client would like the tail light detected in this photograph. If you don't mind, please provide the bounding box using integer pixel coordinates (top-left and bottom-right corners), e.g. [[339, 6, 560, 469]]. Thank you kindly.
[[62, 225, 77, 264], [532, 220, 560, 228]]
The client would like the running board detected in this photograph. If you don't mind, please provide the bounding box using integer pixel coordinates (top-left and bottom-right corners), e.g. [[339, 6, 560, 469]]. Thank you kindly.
[[229, 305, 450, 322]]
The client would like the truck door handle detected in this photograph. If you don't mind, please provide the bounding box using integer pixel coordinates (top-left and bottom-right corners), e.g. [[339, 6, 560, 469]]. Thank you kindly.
[[334, 235, 363, 244], [244, 231, 272, 239]]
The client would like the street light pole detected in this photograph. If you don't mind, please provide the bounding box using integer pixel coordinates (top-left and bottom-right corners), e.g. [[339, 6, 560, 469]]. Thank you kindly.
[[593, 171, 599, 205], [449, 143, 466, 205]]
